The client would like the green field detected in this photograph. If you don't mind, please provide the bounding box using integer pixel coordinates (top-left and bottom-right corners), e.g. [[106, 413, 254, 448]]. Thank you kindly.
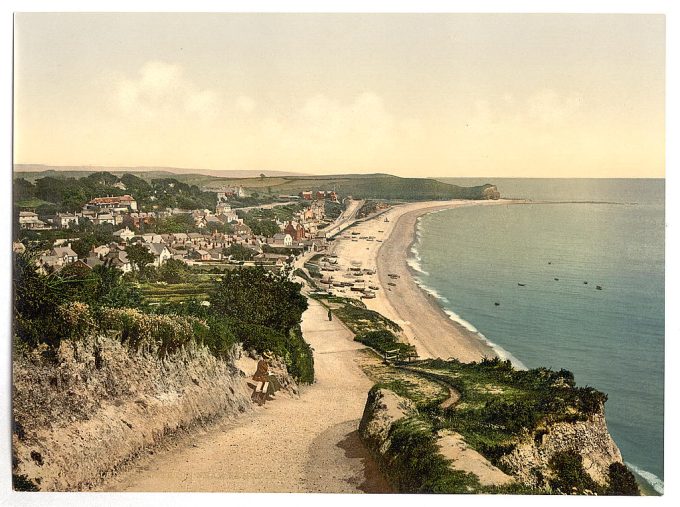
[[15, 198, 55, 209], [139, 274, 218, 304]]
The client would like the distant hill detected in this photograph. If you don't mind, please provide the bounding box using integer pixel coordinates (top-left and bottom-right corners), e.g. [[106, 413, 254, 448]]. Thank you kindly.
[[13, 164, 307, 182], [13, 165, 500, 201]]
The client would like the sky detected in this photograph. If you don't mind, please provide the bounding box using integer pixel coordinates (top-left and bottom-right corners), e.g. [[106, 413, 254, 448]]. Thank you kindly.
[[13, 13, 665, 178]]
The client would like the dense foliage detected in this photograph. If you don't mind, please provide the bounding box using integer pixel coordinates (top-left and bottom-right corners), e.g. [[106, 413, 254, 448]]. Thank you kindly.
[[13, 171, 218, 213], [354, 330, 414, 357], [223, 244, 255, 261], [244, 218, 280, 237], [13, 251, 142, 349], [13, 254, 314, 382], [606, 462, 640, 495], [210, 267, 307, 334]]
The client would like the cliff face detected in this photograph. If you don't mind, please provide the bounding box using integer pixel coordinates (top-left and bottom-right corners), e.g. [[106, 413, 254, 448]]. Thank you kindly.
[[498, 406, 623, 488], [358, 387, 416, 457], [359, 388, 627, 494], [12, 336, 291, 491]]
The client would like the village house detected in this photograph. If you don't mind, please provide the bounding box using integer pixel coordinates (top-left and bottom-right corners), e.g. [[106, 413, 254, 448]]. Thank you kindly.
[[255, 252, 288, 266], [233, 222, 252, 237], [147, 243, 172, 267], [283, 221, 306, 241], [93, 213, 116, 226], [171, 232, 189, 243], [142, 233, 164, 244], [216, 186, 246, 201], [215, 202, 238, 222], [271, 233, 293, 247], [53, 212, 79, 228], [92, 244, 111, 258], [106, 250, 133, 273], [195, 249, 212, 261], [51, 244, 78, 264], [84, 194, 138, 212], [18, 211, 48, 230], [128, 212, 155, 227], [113, 227, 135, 242], [299, 190, 313, 200]]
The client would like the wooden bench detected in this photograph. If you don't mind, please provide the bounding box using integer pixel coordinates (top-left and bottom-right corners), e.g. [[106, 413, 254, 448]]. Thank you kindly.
[[383, 349, 400, 363]]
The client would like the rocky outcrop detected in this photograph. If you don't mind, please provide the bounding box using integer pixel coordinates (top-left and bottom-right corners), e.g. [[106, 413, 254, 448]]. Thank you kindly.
[[480, 184, 501, 200], [12, 335, 262, 491], [358, 387, 416, 456], [359, 387, 627, 494], [498, 407, 623, 489]]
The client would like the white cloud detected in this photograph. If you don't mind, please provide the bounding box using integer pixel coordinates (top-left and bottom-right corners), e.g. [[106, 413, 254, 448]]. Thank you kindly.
[[114, 61, 221, 120]]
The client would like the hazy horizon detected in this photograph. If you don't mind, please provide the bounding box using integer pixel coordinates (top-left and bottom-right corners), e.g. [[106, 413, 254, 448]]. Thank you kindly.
[[14, 13, 665, 178]]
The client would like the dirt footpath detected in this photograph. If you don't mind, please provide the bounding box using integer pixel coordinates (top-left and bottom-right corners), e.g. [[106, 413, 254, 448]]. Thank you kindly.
[[104, 299, 390, 493]]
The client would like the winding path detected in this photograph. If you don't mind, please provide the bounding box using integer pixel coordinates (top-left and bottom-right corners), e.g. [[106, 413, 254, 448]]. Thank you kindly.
[[104, 299, 390, 493]]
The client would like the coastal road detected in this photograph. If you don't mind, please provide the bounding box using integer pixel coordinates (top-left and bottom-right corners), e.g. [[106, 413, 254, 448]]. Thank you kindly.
[[324, 199, 364, 238], [233, 200, 298, 212], [105, 298, 389, 493]]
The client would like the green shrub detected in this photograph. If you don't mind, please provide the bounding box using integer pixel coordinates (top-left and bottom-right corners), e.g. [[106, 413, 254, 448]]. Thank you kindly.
[[606, 462, 640, 496], [354, 330, 413, 357], [385, 415, 482, 493], [548, 450, 601, 494]]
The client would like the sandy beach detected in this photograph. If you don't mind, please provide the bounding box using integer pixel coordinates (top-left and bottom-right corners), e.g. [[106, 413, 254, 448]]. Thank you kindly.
[[330, 199, 519, 362]]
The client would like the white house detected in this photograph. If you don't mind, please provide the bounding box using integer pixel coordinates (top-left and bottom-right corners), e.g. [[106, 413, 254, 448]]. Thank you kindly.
[[51, 244, 78, 264], [54, 213, 79, 228], [94, 213, 116, 226], [147, 243, 172, 267], [272, 233, 293, 247], [18, 211, 47, 230], [92, 244, 111, 258], [113, 227, 135, 242]]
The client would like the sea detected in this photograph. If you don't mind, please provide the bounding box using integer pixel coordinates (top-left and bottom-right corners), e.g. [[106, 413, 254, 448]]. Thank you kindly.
[[411, 178, 664, 494]]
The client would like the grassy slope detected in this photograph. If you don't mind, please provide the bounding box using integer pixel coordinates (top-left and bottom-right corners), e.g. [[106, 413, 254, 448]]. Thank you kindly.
[[15, 169, 497, 201]]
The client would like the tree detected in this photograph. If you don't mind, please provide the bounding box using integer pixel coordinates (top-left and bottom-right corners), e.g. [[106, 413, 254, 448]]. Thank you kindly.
[[209, 267, 307, 333], [260, 173, 266, 179], [13, 251, 64, 348], [125, 244, 154, 274], [157, 258, 189, 284], [246, 219, 280, 237], [223, 244, 255, 261], [13, 178, 36, 201]]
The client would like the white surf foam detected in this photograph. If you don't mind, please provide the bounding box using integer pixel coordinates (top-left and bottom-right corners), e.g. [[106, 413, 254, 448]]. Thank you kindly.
[[625, 461, 664, 495], [407, 217, 429, 275]]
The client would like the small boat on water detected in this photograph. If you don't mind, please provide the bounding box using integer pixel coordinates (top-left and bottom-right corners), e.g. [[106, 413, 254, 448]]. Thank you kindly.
[[554, 278, 559, 281], [518, 283, 526, 287], [596, 285, 603, 290], [584, 281, 588, 284], [494, 302, 500, 306]]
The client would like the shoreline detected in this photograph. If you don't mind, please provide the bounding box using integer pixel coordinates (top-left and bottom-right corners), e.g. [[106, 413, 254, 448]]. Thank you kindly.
[[330, 199, 522, 362]]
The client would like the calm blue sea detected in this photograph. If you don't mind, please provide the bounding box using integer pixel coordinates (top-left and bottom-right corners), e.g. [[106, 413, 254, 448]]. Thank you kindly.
[[414, 178, 665, 493]]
